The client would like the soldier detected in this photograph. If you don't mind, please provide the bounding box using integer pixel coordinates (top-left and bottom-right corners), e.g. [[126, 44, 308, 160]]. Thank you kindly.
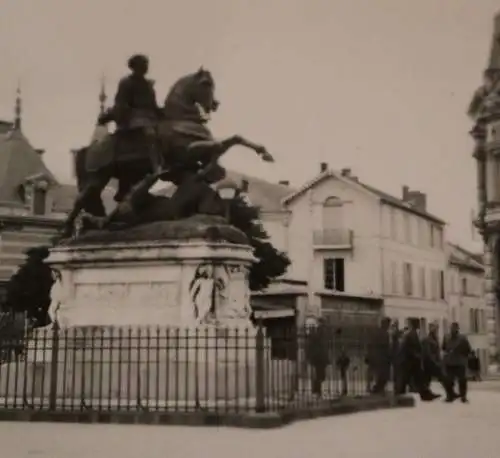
[[421, 321, 457, 402], [103, 54, 164, 176], [370, 317, 392, 394], [442, 322, 472, 403], [396, 320, 439, 401], [306, 317, 331, 398]]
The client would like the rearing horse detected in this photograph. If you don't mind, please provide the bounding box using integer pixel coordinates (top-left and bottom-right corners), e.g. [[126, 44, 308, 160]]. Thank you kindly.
[[61, 67, 273, 237]]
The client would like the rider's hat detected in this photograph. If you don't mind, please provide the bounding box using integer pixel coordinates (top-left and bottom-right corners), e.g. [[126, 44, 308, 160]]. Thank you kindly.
[[127, 54, 149, 71]]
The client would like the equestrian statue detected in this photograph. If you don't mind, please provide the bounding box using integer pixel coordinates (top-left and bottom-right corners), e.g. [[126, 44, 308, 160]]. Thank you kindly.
[[61, 54, 274, 238]]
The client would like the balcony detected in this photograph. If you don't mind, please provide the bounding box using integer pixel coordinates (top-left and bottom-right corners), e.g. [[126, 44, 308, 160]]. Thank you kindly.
[[313, 228, 354, 250]]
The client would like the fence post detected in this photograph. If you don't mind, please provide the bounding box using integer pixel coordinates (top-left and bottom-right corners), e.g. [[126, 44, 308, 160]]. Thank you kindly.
[[255, 322, 265, 413], [48, 323, 60, 410]]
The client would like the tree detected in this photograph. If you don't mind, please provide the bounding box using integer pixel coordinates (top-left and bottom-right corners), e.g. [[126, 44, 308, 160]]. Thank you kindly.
[[4, 246, 57, 328], [229, 194, 290, 291]]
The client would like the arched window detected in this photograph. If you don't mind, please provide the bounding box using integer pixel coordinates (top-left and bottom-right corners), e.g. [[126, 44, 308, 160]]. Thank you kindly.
[[322, 196, 344, 229]]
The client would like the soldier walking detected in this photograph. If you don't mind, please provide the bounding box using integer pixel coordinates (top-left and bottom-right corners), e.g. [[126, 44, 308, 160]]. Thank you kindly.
[[421, 321, 458, 402], [442, 322, 472, 403]]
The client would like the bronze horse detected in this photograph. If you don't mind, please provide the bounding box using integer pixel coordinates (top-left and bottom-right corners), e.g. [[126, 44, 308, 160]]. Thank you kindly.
[[62, 68, 273, 237]]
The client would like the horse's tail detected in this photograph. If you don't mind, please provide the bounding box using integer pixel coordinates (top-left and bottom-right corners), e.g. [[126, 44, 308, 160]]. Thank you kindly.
[[74, 147, 89, 192]]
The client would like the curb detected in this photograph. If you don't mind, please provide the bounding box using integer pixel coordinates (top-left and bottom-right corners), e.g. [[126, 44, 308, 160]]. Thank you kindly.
[[0, 395, 415, 429]]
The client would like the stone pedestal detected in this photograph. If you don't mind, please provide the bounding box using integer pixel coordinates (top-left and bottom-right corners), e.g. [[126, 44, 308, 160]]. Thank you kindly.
[[47, 238, 255, 329], [0, 219, 292, 407]]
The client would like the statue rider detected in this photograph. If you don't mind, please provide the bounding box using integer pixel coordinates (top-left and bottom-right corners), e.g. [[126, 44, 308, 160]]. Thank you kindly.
[[100, 54, 164, 176]]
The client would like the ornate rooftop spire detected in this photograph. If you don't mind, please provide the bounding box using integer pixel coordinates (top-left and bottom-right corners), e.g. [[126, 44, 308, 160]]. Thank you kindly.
[[487, 12, 500, 71], [99, 75, 107, 116], [90, 75, 109, 143], [14, 80, 22, 131]]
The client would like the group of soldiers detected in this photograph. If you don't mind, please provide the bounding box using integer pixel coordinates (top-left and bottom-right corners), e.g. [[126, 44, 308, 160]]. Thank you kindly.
[[368, 317, 474, 403]]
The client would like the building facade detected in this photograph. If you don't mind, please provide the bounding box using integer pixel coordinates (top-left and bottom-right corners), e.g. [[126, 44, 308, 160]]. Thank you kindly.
[[280, 163, 448, 328], [0, 86, 115, 302], [0, 101, 68, 300], [470, 12, 500, 364], [447, 243, 489, 372]]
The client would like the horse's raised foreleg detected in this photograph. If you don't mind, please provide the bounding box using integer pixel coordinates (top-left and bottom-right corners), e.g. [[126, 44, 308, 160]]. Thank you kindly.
[[187, 135, 273, 180]]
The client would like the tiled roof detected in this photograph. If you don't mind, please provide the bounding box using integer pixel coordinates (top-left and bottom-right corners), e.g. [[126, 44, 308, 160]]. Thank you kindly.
[[0, 129, 57, 204], [0, 121, 12, 134], [354, 179, 445, 225], [51, 181, 117, 215], [157, 170, 295, 213], [282, 169, 445, 225], [447, 243, 484, 271]]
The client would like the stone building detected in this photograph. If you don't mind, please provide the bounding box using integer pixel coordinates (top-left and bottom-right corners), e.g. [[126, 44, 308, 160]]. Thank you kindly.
[[470, 12, 500, 365], [281, 163, 447, 329], [0, 84, 114, 302], [0, 89, 69, 301], [447, 243, 488, 372]]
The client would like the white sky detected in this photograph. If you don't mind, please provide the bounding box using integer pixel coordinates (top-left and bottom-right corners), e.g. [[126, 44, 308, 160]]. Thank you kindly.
[[0, 0, 498, 250]]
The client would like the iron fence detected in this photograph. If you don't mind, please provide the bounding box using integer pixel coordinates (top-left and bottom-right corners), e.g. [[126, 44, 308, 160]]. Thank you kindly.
[[0, 323, 390, 413]]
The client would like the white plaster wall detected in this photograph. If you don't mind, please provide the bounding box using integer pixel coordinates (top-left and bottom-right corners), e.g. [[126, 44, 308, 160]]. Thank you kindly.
[[283, 175, 450, 324], [285, 176, 382, 307], [260, 214, 289, 253], [381, 230, 448, 323]]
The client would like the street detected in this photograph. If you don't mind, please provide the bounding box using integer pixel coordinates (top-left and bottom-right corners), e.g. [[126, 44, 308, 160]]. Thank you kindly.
[[0, 384, 499, 458]]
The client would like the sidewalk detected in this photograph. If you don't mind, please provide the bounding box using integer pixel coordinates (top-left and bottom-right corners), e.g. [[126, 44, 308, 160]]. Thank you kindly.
[[1, 390, 500, 458]]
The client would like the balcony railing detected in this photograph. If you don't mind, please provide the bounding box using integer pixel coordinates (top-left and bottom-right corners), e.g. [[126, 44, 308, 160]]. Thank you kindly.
[[313, 229, 354, 249]]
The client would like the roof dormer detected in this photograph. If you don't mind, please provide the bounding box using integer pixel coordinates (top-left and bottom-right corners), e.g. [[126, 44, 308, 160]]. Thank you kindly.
[[20, 172, 59, 216]]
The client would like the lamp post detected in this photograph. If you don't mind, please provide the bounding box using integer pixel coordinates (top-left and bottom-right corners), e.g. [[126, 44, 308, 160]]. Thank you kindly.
[[215, 178, 239, 222], [210, 178, 239, 325]]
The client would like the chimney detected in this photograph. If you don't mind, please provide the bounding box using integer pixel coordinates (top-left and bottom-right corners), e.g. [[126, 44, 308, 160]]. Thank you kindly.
[[320, 162, 328, 173], [35, 149, 45, 156], [408, 191, 427, 212], [279, 180, 290, 186], [241, 179, 249, 192], [341, 168, 352, 177], [402, 186, 427, 212]]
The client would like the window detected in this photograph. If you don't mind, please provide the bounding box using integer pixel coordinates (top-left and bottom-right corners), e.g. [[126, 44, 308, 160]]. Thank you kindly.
[[418, 219, 425, 247], [479, 309, 486, 333], [391, 261, 398, 294], [435, 227, 443, 249], [322, 196, 344, 229], [396, 211, 404, 241], [323, 258, 345, 292], [32, 188, 47, 215], [461, 277, 467, 295], [430, 270, 437, 299], [452, 272, 457, 294], [419, 267, 426, 298], [390, 208, 396, 239], [470, 309, 480, 333], [410, 216, 418, 245], [439, 270, 445, 300], [403, 213, 411, 243], [403, 262, 413, 296]]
